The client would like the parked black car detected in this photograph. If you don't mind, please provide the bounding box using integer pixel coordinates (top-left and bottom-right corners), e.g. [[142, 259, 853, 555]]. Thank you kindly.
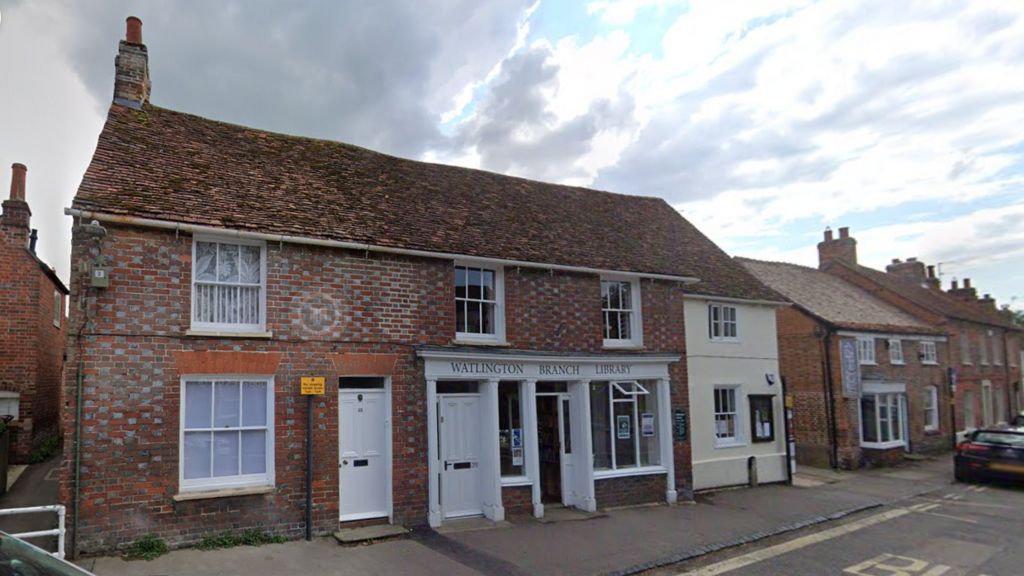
[[954, 427, 1024, 484]]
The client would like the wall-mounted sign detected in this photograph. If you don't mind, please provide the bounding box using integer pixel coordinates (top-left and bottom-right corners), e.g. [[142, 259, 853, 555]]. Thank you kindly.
[[641, 413, 655, 437], [300, 376, 325, 395], [673, 409, 688, 441], [616, 415, 632, 439], [539, 364, 581, 376], [840, 339, 861, 398]]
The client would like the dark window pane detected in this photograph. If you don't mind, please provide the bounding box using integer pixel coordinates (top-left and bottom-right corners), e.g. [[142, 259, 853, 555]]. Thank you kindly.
[[620, 282, 632, 311], [861, 396, 878, 442], [590, 383, 611, 469], [482, 270, 495, 301], [468, 268, 482, 300], [467, 301, 481, 333], [456, 299, 466, 333], [455, 266, 467, 299], [618, 311, 632, 340], [481, 301, 494, 334]]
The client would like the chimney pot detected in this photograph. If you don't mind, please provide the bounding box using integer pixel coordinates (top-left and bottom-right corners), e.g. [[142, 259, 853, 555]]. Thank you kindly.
[[838, 227, 850, 239], [126, 16, 143, 44], [927, 265, 935, 278], [907, 257, 917, 262], [9, 163, 26, 201], [951, 279, 959, 290], [891, 258, 901, 264], [824, 228, 833, 242], [964, 278, 972, 289], [29, 229, 38, 253]]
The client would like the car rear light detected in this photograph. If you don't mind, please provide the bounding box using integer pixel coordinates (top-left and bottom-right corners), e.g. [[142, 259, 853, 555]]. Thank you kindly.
[[957, 442, 991, 454]]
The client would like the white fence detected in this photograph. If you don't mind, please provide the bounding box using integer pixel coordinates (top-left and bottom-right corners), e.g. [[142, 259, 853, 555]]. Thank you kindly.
[[0, 504, 67, 559]]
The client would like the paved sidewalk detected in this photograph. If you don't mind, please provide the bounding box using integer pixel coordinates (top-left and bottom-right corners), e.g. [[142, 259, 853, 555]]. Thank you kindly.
[[88, 457, 955, 576], [0, 456, 61, 553]]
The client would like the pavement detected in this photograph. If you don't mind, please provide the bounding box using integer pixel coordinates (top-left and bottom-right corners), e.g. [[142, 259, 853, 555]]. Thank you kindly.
[[0, 455, 61, 553], [657, 472, 1024, 575], [87, 457, 965, 576]]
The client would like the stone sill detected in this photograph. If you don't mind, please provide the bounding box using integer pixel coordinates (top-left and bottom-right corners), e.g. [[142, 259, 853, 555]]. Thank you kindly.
[[452, 339, 510, 347], [172, 485, 275, 502], [186, 330, 274, 339]]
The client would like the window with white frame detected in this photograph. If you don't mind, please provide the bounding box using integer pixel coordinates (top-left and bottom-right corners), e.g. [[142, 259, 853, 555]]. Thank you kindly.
[[857, 338, 876, 365], [963, 390, 977, 429], [192, 239, 265, 332], [590, 381, 660, 470], [888, 339, 904, 365], [992, 333, 1003, 365], [919, 341, 937, 365], [53, 290, 62, 328], [0, 392, 19, 420], [978, 334, 989, 365], [923, 386, 939, 432], [601, 278, 641, 346], [713, 386, 742, 446], [860, 392, 905, 447], [181, 377, 274, 491], [455, 264, 503, 341], [959, 333, 971, 365], [708, 303, 738, 341]]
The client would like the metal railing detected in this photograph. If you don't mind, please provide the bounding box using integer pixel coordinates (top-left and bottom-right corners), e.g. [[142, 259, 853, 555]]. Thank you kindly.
[[0, 504, 67, 559]]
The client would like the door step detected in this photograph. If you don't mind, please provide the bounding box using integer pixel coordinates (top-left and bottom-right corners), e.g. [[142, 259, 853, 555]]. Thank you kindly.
[[333, 524, 409, 545]]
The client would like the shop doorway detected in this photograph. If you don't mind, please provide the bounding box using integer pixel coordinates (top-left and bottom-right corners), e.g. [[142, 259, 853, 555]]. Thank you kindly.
[[438, 388, 483, 519], [537, 393, 573, 505]]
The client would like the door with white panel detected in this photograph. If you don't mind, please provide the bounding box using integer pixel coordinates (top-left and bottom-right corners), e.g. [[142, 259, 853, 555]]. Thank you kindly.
[[439, 394, 482, 518], [339, 384, 388, 521]]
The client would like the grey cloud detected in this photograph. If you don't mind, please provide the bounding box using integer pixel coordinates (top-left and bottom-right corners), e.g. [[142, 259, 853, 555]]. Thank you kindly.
[[60, 0, 531, 158], [449, 45, 637, 182]]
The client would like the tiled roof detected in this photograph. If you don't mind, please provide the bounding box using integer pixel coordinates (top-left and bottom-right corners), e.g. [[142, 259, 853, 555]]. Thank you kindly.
[[827, 260, 1019, 330], [738, 257, 941, 334], [72, 103, 781, 302]]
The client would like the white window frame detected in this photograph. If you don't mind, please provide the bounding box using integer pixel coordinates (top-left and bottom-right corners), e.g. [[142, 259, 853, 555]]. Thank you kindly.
[[190, 236, 267, 334], [857, 338, 876, 365], [454, 261, 505, 344], [179, 375, 275, 493], [919, 341, 937, 365], [888, 339, 904, 365], [959, 333, 972, 365], [859, 391, 906, 450], [978, 333, 989, 365], [991, 332, 1003, 366], [708, 303, 739, 342], [601, 276, 643, 348], [53, 289, 62, 328], [591, 380, 664, 476], [713, 385, 744, 448], [0, 392, 19, 420], [981, 381, 993, 426], [924, 385, 939, 432]]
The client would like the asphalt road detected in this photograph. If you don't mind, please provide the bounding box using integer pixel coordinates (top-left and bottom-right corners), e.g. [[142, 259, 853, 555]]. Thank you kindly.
[[661, 478, 1024, 576]]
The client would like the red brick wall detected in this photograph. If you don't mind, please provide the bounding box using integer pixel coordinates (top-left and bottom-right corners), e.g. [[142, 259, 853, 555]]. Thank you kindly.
[[0, 203, 65, 462], [62, 223, 691, 553], [775, 307, 834, 468], [594, 474, 665, 508], [501, 486, 532, 516], [947, 319, 1014, 431]]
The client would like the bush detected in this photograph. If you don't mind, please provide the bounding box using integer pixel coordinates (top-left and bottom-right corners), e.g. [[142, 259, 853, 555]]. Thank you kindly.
[[196, 529, 286, 551], [123, 534, 168, 561], [29, 435, 60, 463]]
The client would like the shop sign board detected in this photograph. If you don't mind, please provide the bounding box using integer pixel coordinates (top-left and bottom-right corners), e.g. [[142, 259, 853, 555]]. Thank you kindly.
[[840, 339, 861, 398], [673, 409, 688, 441]]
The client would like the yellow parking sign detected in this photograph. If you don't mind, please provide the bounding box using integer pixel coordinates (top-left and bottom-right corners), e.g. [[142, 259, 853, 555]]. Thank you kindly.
[[300, 376, 325, 395]]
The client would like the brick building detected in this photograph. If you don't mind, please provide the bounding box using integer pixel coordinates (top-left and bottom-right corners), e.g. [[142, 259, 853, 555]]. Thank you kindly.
[[0, 162, 69, 462], [60, 19, 774, 554], [741, 257, 951, 469], [814, 228, 1022, 441]]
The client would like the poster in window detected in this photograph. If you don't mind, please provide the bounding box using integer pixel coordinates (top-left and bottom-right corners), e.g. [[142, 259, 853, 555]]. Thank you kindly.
[[641, 413, 655, 437], [512, 448, 523, 467], [511, 428, 523, 449], [749, 395, 775, 443], [616, 415, 631, 439]]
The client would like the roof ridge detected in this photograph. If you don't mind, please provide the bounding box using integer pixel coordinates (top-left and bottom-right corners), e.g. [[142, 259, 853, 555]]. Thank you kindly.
[[734, 256, 822, 272]]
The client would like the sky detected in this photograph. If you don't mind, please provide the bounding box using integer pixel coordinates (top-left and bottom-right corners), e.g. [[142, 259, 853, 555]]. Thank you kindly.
[[1, 0, 1023, 310]]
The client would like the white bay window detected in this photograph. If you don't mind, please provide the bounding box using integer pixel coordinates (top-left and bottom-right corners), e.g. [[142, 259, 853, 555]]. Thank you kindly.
[[860, 391, 905, 449], [192, 238, 265, 332], [181, 377, 274, 491]]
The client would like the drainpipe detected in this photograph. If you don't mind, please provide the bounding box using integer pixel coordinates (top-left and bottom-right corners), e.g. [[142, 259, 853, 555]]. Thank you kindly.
[[820, 329, 839, 469], [72, 359, 83, 559]]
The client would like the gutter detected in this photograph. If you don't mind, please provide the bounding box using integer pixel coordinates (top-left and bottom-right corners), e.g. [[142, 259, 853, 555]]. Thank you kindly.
[[65, 208, 702, 285]]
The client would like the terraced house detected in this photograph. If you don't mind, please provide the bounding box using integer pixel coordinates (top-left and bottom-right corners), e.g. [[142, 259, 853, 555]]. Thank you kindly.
[[60, 19, 781, 553]]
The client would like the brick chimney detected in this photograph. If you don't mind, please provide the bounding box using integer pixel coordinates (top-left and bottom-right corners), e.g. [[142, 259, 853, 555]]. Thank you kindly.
[[924, 264, 940, 289], [1, 163, 32, 248], [948, 277, 978, 301], [113, 16, 151, 108], [817, 226, 857, 268], [886, 257, 927, 281], [978, 293, 997, 310]]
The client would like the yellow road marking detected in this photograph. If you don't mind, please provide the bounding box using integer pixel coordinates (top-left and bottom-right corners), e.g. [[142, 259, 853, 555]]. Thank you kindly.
[[679, 508, 911, 575]]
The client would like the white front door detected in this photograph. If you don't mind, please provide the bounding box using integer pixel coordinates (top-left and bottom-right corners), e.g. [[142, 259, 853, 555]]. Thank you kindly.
[[339, 389, 388, 521], [440, 394, 482, 518]]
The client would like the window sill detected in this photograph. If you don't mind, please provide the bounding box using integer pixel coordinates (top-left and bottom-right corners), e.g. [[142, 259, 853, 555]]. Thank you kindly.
[[173, 485, 275, 502], [709, 338, 741, 344], [858, 362, 877, 367], [602, 342, 644, 351], [860, 441, 905, 450], [924, 427, 941, 435], [186, 329, 274, 339], [714, 440, 748, 449], [890, 362, 905, 366], [921, 361, 939, 366], [452, 338, 509, 347], [593, 466, 666, 480], [500, 476, 532, 487]]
